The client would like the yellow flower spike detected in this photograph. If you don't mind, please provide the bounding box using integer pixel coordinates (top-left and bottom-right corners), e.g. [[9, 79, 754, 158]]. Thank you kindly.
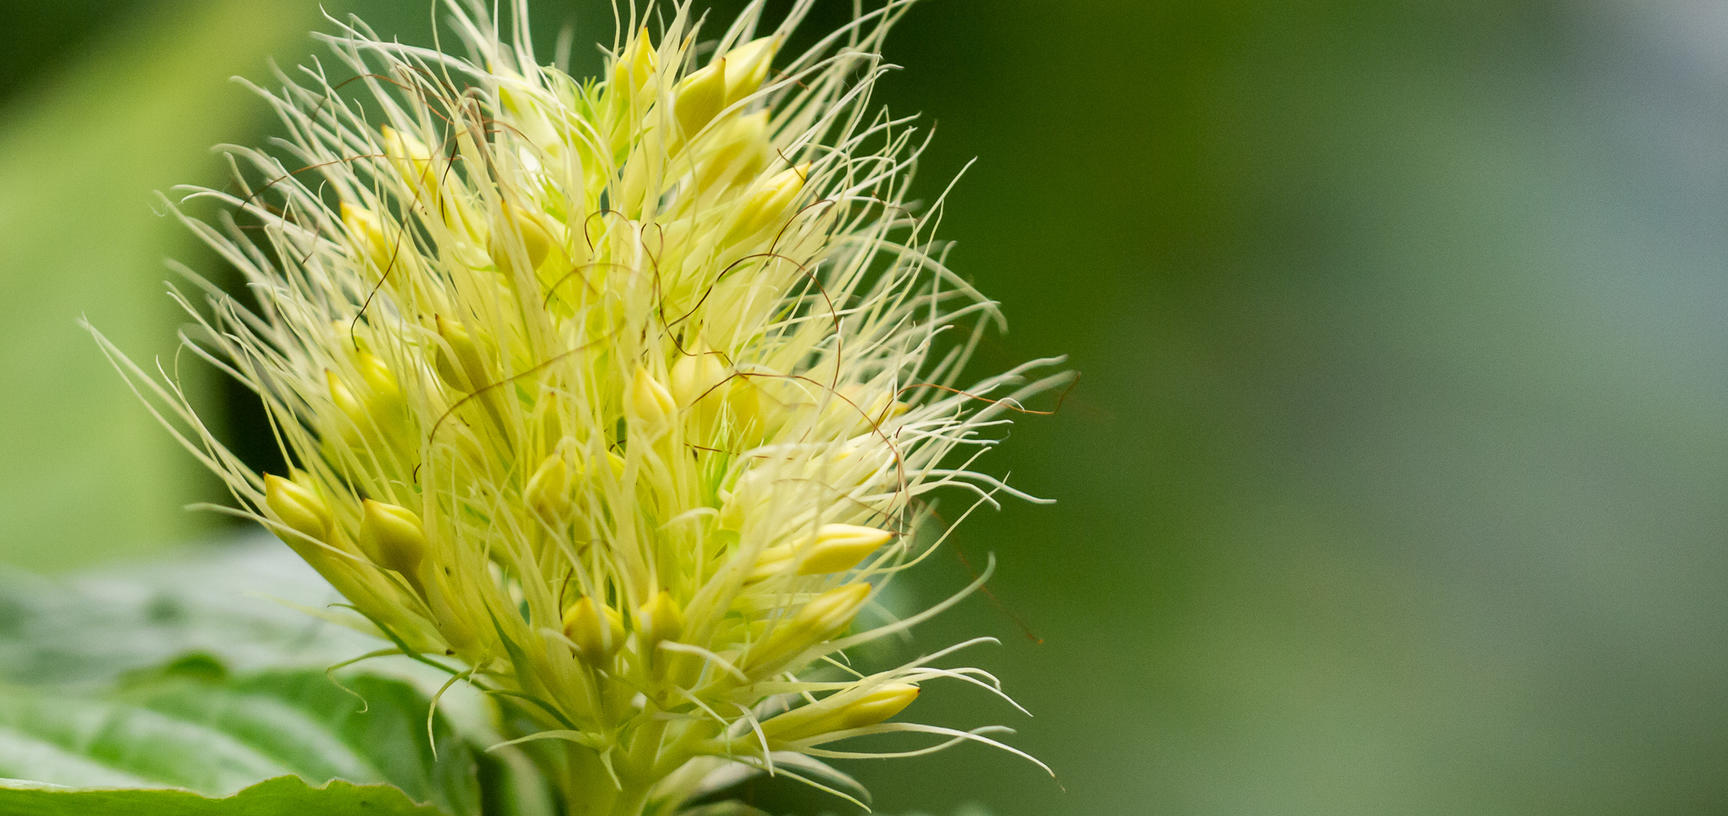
[[563, 596, 626, 665], [673, 60, 728, 139], [799, 524, 895, 575], [358, 499, 428, 577], [626, 364, 676, 429], [262, 472, 330, 541], [726, 162, 809, 243], [762, 682, 920, 744], [720, 36, 781, 105], [747, 582, 872, 675], [525, 444, 585, 522], [110, 2, 1069, 809]]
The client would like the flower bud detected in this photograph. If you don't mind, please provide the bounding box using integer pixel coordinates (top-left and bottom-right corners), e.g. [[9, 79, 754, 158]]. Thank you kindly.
[[670, 350, 728, 434], [263, 472, 330, 541], [792, 582, 871, 638], [747, 526, 887, 581], [339, 201, 396, 273], [358, 499, 427, 576], [799, 524, 893, 575], [721, 36, 780, 105], [636, 590, 683, 648], [611, 28, 657, 93], [433, 315, 487, 392], [727, 163, 809, 242], [356, 352, 401, 403], [626, 365, 676, 428], [381, 125, 438, 200], [694, 110, 770, 190], [763, 682, 919, 743], [326, 369, 364, 429], [673, 60, 728, 138], [832, 683, 919, 731], [487, 205, 556, 280], [525, 445, 584, 522], [747, 582, 871, 674], [563, 597, 627, 664]]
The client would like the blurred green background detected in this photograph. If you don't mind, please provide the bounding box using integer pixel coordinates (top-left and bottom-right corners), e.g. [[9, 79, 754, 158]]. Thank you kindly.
[[6, 0, 1728, 814]]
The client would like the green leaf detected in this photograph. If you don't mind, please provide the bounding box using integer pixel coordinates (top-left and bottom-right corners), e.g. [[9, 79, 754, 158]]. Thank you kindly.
[[0, 541, 382, 686], [0, 665, 481, 815], [0, 775, 451, 815]]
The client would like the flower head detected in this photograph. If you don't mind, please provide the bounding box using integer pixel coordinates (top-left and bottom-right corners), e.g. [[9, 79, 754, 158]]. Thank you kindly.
[[99, 0, 1065, 811]]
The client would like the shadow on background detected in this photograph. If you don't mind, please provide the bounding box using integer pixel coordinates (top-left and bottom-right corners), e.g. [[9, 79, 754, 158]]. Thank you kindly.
[[3, 1, 1727, 814]]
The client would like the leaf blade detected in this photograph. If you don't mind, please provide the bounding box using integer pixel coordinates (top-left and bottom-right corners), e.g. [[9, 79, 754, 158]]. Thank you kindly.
[[0, 776, 453, 816]]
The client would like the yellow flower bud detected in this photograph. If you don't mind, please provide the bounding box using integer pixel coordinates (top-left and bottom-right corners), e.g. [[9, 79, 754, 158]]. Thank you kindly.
[[832, 683, 919, 731], [326, 369, 364, 427], [563, 597, 626, 664], [800, 524, 893, 575], [793, 582, 871, 637], [636, 590, 683, 648], [747, 582, 871, 674], [487, 205, 556, 280], [356, 352, 401, 403], [614, 130, 665, 214], [339, 201, 396, 273], [727, 163, 809, 242], [525, 445, 584, 522], [263, 472, 330, 541], [673, 60, 728, 138], [611, 27, 657, 92], [749, 525, 890, 581], [626, 364, 676, 428], [381, 125, 437, 198], [358, 499, 427, 576], [721, 36, 780, 105], [694, 110, 770, 190], [433, 315, 487, 392], [763, 682, 919, 743], [669, 350, 727, 408]]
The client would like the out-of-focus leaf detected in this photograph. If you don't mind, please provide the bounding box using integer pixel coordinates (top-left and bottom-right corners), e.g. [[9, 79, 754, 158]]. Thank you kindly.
[[0, 663, 480, 814], [0, 776, 451, 816], [0, 0, 318, 570], [0, 538, 376, 687], [0, 540, 559, 815]]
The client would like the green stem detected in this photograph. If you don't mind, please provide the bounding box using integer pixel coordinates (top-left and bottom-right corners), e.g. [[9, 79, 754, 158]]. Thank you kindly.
[[560, 718, 672, 816]]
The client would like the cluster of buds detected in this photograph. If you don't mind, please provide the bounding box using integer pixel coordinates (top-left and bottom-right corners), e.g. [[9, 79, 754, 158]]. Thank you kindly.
[[102, 0, 1063, 812]]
